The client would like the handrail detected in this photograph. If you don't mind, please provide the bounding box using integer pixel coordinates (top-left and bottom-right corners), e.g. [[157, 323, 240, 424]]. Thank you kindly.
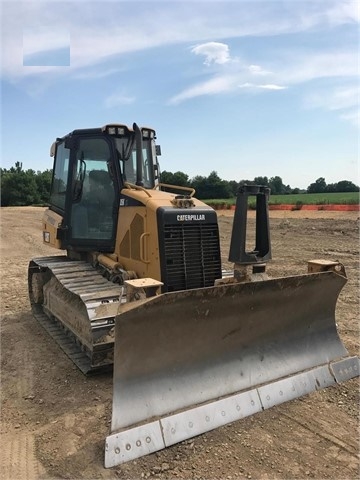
[[123, 182, 152, 197], [123, 182, 196, 199], [156, 183, 196, 197]]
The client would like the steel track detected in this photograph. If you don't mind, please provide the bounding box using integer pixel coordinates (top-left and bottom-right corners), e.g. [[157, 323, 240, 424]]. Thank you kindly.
[[28, 255, 122, 374]]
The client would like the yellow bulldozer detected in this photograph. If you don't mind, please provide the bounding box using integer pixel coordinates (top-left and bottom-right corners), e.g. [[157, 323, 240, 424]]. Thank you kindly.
[[28, 122, 359, 468]]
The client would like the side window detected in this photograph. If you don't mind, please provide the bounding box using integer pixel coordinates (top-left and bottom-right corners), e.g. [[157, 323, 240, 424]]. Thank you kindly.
[[124, 151, 137, 184], [50, 142, 70, 210], [124, 142, 153, 188]]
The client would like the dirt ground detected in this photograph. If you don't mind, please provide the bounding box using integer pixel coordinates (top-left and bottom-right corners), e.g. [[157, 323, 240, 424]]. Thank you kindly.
[[1, 206, 359, 480]]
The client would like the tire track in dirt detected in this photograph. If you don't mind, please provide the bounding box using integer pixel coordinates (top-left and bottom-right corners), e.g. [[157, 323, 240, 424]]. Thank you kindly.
[[280, 411, 358, 456], [1, 433, 46, 480]]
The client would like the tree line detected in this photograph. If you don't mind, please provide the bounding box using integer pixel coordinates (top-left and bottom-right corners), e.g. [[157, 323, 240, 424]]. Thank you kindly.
[[160, 171, 359, 199], [1, 163, 52, 207], [0, 163, 358, 206]]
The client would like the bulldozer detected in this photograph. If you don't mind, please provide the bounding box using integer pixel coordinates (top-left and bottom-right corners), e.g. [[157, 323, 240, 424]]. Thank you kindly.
[[28, 122, 359, 468]]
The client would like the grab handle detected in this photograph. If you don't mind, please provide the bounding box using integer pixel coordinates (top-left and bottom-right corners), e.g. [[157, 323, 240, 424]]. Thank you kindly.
[[140, 233, 150, 264]]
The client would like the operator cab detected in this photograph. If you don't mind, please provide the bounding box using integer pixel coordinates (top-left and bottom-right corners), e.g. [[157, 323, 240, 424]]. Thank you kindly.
[[48, 123, 160, 253]]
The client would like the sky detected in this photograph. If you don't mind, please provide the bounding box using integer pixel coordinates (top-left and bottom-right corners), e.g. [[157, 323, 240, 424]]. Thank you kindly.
[[1, 0, 359, 189]]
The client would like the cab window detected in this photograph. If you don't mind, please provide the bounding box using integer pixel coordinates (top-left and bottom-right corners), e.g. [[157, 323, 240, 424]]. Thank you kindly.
[[50, 142, 70, 211]]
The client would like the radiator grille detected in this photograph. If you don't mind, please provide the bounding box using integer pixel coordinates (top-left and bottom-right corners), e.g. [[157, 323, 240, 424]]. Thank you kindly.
[[163, 223, 221, 291]]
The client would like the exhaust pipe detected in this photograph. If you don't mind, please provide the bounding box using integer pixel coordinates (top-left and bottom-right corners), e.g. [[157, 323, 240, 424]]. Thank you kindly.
[[133, 122, 144, 187]]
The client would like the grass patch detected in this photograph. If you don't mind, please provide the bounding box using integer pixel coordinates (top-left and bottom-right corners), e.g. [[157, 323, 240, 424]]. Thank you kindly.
[[269, 192, 359, 205], [205, 199, 234, 209], [205, 192, 359, 208]]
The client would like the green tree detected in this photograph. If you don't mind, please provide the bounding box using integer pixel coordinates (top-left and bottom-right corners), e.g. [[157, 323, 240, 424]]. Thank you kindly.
[[14, 161, 23, 173], [1, 168, 40, 206], [35, 169, 53, 203], [160, 170, 189, 186], [307, 177, 327, 193], [253, 176, 269, 186], [191, 171, 232, 199], [325, 183, 337, 193], [269, 176, 286, 194], [160, 170, 191, 194], [238, 179, 254, 187], [190, 175, 207, 198], [335, 180, 359, 192], [228, 180, 239, 196]]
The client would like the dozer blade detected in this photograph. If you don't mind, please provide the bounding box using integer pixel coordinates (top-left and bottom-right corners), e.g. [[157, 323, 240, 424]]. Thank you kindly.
[[105, 271, 359, 467]]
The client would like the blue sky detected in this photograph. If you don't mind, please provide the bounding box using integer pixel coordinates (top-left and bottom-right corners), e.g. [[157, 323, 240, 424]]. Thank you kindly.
[[1, 0, 359, 189]]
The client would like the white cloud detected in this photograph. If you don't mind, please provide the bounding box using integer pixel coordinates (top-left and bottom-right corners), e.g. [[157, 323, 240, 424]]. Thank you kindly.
[[2, 0, 358, 82], [239, 83, 287, 90], [170, 43, 289, 103], [104, 92, 135, 108], [305, 85, 359, 111], [259, 84, 287, 90], [169, 75, 287, 104], [304, 85, 359, 128], [238, 82, 252, 89], [191, 42, 230, 66], [326, 0, 360, 25], [170, 47, 357, 106], [248, 65, 272, 76], [280, 52, 358, 84], [73, 67, 125, 80], [23, 27, 70, 56], [1, 0, 358, 129], [339, 110, 359, 128], [168, 75, 237, 105]]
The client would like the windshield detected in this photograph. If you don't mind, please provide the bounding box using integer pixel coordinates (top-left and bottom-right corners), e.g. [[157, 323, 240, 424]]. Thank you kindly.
[[114, 137, 154, 188]]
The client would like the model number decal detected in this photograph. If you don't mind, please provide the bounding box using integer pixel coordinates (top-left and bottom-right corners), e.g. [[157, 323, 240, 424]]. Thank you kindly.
[[177, 214, 205, 221]]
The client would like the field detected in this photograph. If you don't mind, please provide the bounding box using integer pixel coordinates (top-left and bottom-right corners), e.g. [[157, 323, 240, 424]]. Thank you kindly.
[[1, 207, 359, 479], [206, 191, 360, 208], [269, 192, 359, 205]]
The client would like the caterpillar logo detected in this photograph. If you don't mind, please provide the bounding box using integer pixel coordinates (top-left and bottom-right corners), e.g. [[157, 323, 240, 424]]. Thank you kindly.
[[177, 214, 206, 221]]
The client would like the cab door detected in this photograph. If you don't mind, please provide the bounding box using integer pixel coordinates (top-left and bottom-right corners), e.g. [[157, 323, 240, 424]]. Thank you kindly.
[[67, 136, 119, 251]]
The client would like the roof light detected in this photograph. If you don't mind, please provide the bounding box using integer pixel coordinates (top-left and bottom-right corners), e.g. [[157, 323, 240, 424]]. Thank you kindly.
[[108, 127, 116, 135], [50, 142, 56, 157]]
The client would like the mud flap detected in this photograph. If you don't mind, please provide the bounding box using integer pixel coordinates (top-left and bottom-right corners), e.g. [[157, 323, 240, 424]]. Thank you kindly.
[[105, 271, 359, 467]]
